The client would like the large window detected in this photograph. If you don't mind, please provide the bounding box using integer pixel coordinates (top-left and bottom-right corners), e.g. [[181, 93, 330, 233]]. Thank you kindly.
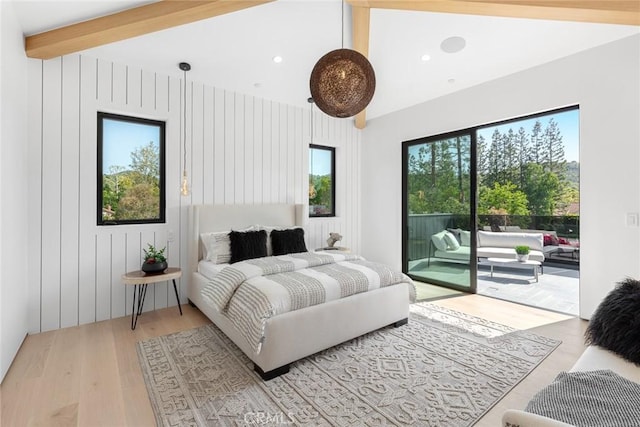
[[403, 105, 580, 302], [403, 131, 476, 292], [309, 144, 335, 217], [97, 112, 166, 225]]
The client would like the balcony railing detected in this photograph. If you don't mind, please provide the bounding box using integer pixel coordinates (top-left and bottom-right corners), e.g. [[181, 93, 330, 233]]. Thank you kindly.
[[408, 213, 579, 263], [478, 214, 579, 239]]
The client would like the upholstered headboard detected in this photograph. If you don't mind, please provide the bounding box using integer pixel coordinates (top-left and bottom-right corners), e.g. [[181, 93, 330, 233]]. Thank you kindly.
[[187, 204, 306, 276]]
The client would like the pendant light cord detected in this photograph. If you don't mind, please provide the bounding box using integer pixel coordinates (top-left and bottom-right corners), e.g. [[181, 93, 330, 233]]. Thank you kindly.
[[183, 69, 187, 175], [308, 97, 314, 144], [310, 102, 313, 143], [179, 62, 191, 196], [341, 0, 344, 49]]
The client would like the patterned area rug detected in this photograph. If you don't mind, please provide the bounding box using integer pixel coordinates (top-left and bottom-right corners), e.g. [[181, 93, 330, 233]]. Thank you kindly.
[[137, 303, 560, 426]]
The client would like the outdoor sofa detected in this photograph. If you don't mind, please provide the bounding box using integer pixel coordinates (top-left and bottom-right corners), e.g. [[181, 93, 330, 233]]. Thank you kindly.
[[428, 229, 546, 265], [483, 225, 579, 259]]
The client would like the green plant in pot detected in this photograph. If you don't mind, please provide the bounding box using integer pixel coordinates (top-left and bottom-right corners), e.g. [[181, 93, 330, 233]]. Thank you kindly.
[[142, 244, 167, 274], [514, 245, 530, 262]]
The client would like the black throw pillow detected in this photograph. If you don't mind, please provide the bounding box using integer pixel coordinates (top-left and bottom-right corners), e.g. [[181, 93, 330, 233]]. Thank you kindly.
[[584, 278, 640, 365], [229, 230, 267, 263], [271, 228, 307, 256]]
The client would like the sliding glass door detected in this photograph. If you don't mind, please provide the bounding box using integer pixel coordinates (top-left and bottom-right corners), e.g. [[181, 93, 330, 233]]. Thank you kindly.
[[402, 131, 476, 292]]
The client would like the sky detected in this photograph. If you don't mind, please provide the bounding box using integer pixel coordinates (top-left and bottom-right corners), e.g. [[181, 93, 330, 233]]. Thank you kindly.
[[104, 108, 578, 177], [102, 117, 161, 172], [309, 146, 333, 176]]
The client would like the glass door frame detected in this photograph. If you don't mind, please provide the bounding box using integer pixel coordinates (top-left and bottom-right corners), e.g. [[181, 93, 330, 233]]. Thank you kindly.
[[401, 129, 478, 293]]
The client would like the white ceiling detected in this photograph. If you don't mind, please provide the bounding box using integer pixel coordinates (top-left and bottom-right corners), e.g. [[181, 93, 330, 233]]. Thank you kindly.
[[11, 0, 640, 120]]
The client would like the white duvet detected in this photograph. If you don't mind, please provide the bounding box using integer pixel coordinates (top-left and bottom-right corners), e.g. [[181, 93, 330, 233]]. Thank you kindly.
[[201, 251, 415, 353]]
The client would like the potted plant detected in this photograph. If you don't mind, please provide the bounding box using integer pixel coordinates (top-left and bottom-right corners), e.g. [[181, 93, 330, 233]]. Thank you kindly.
[[142, 244, 167, 274], [514, 245, 530, 262]]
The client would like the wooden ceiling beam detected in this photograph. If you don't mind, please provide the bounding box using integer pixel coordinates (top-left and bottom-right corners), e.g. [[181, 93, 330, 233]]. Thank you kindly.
[[25, 0, 274, 60], [352, 6, 371, 130], [348, 0, 638, 129], [26, 0, 637, 130], [347, 1, 639, 26]]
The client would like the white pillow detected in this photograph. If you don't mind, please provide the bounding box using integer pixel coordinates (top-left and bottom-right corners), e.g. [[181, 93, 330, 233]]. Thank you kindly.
[[431, 231, 449, 252], [443, 231, 461, 251], [200, 231, 231, 264], [459, 229, 471, 247], [201, 225, 255, 264]]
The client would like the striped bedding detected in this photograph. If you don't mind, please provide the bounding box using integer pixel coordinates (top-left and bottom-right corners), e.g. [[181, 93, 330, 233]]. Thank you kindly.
[[201, 251, 415, 353]]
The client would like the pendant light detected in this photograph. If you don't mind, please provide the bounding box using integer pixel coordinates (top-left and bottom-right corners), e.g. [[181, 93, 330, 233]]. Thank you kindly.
[[309, 0, 375, 118], [179, 62, 191, 196]]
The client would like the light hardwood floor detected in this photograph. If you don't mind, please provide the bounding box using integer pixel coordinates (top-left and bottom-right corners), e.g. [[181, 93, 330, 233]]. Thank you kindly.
[[1, 295, 587, 426]]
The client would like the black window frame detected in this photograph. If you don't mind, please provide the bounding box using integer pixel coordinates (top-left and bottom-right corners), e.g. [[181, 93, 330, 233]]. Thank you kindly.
[[97, 112, 166, 226], [309, 144, 336, 218], [401, 104, 579, 291]]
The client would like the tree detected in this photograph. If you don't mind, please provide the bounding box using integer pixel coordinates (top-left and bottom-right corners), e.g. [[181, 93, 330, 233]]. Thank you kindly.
[[555, 185, 579, 215], [543, 118, 566, 176], [521, 163, 560, 216], [102, 141, 162, 221], [455, 137, 464, 203], [114, 141, 161, 219], [117, 183, 160, 220], [407, 139, 470, 215], [408, 190, 428, 215], [478, 181, 530, 216], [529, 120, 544, 165], [102, 165, 136, 220], [476, 115, 575, 217], [107, 165, 127, 194], [130, 141, 160, 183], [483, 129, 502, 188], [309, 174, 332, 213], [515, 126, 529, 187], [476, 134, 488, 185]]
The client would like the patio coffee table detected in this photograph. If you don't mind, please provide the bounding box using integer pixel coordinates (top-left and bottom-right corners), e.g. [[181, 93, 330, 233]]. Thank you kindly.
[[484, 258, 542, 282]]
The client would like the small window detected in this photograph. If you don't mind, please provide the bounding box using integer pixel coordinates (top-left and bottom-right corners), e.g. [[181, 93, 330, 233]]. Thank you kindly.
[[97, 112, 166, 225], [309, 144, 335, 217]]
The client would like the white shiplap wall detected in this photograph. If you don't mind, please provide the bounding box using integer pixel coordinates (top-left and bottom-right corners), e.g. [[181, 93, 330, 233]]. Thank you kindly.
[[27, 55, 361, 333]]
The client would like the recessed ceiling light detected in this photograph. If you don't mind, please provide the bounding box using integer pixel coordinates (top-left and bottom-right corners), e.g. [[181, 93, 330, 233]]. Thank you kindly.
[[441, 36, 466, 54], [272, 55, 283, 63], [421, 54, 431, 62]]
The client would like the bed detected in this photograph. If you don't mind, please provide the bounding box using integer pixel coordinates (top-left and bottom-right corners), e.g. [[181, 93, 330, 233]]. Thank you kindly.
[[187, 204, 415, 380]]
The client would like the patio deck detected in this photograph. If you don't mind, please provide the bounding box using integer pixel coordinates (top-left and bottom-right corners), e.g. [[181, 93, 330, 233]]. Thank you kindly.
[[409, 259, 579, 316], [477, 262, 579, 315]]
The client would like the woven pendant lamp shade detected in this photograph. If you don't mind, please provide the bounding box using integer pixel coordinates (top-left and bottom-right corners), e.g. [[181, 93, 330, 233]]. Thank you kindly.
[[309, 48, 376, 118]]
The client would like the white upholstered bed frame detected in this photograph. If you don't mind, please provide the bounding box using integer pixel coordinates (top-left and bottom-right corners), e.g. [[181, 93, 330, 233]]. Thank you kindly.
[[187, 204, 412, 379]]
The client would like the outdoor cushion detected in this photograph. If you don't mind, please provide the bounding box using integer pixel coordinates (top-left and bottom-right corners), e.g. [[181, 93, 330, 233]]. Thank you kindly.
[[431, 231, 449, 251], [543, 234, 559, 246], [477, 230, 544, 251], [434, 246, 470, 261], [477, 246, 544, 262], [443, 231, 460, 250], [459, 229, 471, 247]]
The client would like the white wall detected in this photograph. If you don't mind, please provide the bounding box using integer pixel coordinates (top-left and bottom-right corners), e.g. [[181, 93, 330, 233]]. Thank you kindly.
[[26, 54, 361, 333], [1, 1, 30, 381], [362, 34, 640, 319]]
